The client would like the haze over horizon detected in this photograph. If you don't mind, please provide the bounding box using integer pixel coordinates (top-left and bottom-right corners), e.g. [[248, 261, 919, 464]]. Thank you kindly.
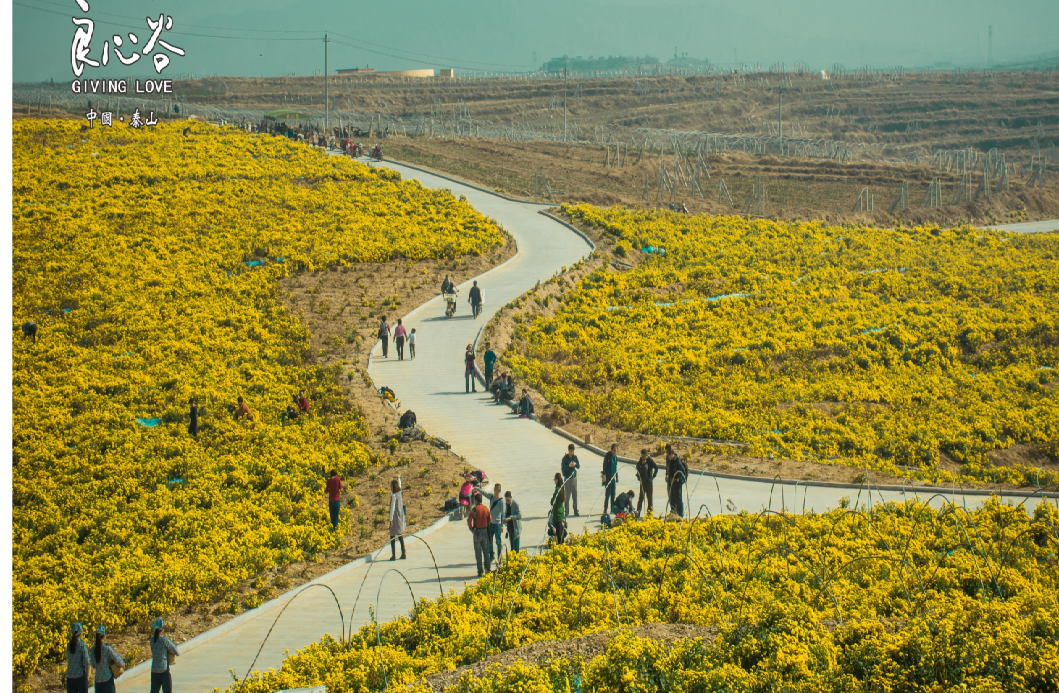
[[13, 0, 1059, 83]]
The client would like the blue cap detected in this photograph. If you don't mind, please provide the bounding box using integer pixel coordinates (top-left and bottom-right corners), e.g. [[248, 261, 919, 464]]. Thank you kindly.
[[71, 622, 83, 635], [151, 617, 164, 630], [96, 624, 107, 635]]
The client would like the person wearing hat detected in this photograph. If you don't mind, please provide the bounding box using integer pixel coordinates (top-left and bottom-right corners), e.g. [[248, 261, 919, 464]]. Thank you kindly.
[[149, 617, 179, 693], [65, 622, 90, 693], [90, 625, 125, 693]]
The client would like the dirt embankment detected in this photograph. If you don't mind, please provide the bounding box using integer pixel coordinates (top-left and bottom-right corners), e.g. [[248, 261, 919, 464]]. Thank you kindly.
[[386, 138, 1059, 228]]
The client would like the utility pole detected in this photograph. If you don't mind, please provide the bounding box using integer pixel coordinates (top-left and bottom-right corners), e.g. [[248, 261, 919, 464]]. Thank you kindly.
[[988, 25, 993, 66], [778, 85, 782, 155], [324, 33, 330, 131], [563, 59, 568, 142]]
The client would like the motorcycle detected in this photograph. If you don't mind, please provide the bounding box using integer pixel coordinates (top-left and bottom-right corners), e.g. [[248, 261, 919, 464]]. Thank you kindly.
[[444, 288, 458, 318], [371, 146, 383, 161]]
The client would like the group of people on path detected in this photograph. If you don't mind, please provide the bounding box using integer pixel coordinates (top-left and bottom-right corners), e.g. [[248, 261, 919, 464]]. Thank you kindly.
[[65, 619, 178, 693], [465, 483, 522, 576], [440, 276, 484, 319], [377, 316, 416, 361]]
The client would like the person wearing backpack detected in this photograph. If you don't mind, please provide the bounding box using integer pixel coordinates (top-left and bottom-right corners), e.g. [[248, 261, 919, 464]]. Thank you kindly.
[[89, 625, 125, 693], [149, 618, 179, 693], [378, 316, 391, 358], [65, 622, 90, 693], [389, 479, 407, 560]]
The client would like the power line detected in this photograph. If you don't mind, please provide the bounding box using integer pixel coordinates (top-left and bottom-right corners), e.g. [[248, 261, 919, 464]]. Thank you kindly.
[[15, 2, 318, 41], [328, 31, 533, 69]]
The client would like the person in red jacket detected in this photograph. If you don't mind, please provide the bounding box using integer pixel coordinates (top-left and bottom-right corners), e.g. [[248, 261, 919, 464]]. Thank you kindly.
[[325, 470, 344, 530], [295, 390, 310, 413], [466, 492, 492, 576]]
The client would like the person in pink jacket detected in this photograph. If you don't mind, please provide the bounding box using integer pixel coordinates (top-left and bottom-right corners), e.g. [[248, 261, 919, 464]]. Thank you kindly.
[[393, 318, 409, 360]]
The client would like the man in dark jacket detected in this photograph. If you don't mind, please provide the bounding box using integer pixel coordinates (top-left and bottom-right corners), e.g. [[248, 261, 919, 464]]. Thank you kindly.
[[664, 444, 688, 518], [636, 449, 658, 515], [602, 443, 619, 514], [468, 280, 483, 318], [561, 444, 580, 517], [614, 489, 636, 515]]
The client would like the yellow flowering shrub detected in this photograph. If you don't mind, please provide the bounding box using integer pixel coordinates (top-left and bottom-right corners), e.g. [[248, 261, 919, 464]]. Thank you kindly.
[[12, 120, 503, 675], [507, 204, 1059, 486], [231, 500, 1059, 692]]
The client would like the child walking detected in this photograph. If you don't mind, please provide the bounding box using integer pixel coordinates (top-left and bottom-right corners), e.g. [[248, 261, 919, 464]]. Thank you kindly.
[[409, 328, 417, 359]]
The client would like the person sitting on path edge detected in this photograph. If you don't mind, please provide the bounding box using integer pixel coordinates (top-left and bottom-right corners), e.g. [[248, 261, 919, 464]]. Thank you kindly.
[[518, 389, 535, 419], [561, 443, 580, 517], [326, 469, 344, 530], [468, 280, 483, 318], [389, 479, 407, 560], [467, 491, 492, 576]]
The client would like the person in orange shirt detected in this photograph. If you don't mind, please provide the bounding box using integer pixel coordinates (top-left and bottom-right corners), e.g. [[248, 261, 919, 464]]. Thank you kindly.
[[325, 470, 344, 530], [466, 492, 492, 576]]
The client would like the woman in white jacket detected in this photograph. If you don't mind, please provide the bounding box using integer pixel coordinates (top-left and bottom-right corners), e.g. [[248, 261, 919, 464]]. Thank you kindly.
[[389, 479, 406, 560]]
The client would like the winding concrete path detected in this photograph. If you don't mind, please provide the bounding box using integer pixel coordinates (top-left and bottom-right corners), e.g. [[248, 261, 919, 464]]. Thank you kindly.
[[981, 219, 1059, 234], [115, 160, 1056, 693]]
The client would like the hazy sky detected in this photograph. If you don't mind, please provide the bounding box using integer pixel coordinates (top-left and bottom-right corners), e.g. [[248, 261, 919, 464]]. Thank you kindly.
[[13, 0, 1059, 83]]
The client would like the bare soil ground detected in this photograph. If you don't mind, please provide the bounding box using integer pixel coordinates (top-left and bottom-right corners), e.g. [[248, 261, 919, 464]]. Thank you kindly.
[[173, 72, 1059, 162], [420, 623, 718, 691], [19, 242, 515, 693], [386, 138, 1059, 228], [478, 212, 1053, 493]]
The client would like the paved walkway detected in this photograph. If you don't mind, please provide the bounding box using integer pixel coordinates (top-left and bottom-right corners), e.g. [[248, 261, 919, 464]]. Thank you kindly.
[[981, 218, 1059, 233], [116, 160, 1055, 693]]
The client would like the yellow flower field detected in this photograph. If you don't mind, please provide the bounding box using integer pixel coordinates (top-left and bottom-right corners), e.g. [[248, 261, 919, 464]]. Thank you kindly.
[[230, 500, 1059, 692], [507, 204, 1059, 486], [11, 120, 504, 675]]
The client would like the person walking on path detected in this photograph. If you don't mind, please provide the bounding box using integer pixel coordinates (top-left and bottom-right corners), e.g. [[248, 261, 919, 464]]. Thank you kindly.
[[468, 280, 483, 319], [389, 479, 407, 560], [326, 469, 344, 530], [89, 625, 124, 693], [393, 318, 408, 360], [664, 444, 688, 519], [409, 328, 417, 360], [378, 316, 391, 358], [636, 449, 658, 515], [483, 341, 497, 386], [483, 483, 505, 564], [149, 618, 179, 693], [65, 622, 90, 693], [561, 444, 580, 517], [504, 491, 522, 553], [550, 473, 568, 545], [464, 344, 478, 393], [467, 491, 492, 576], [602, 443, 619, 514]]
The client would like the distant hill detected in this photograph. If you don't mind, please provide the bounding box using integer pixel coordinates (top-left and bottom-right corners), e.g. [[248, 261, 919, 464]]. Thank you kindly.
[[541, 55, 660, 74]]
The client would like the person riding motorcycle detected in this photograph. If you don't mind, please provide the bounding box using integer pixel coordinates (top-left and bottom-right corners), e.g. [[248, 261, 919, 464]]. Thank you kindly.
[[440, 276, 455, 295]]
